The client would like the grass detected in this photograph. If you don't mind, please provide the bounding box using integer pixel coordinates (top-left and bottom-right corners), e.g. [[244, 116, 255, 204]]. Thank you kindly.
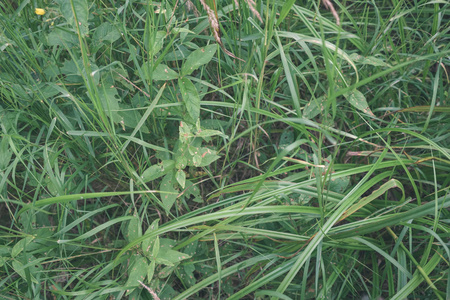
[[0, 0, 449, 299]]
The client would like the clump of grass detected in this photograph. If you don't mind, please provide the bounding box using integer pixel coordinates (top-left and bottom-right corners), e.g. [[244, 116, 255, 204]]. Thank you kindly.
[[0, 0, 449, 299]]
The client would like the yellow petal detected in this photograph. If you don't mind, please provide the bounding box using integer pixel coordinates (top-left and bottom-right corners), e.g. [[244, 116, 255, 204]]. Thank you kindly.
[[35, 8, 46, 15]]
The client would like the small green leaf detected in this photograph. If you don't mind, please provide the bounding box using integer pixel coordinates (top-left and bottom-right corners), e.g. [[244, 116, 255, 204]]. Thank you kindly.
[[179, 121, 193, 143], [157, 249, 191, 266], [179, 77, 200, 121], [152, 236, 160, 259], [195, 128, 228, 140], [344, 89, 374, 116], [93, 23, 121, 44], [11, 237, 33, 258], [150, 31, 166, 56], [12, 259, 38, 284], [198, 148, 220, 167], [152, 64, 179, 81], [47, 28, 78, 47], [0, 136, 12, 170], [98, 82, 121, 123], [147, 260, 156, 284], [191, 154, 201, 167], [142, 219, 159, 257], [181, 44, 217, 76], [160, 173, 178, 213], [125, 256, 148, 294], [126, 215, 141, 243], [141, 160, 175, 182], [349, 53, 391, 67], [56, 0, 89, 36], [176, 170, 186, 189], [303, 95, 327, 119]]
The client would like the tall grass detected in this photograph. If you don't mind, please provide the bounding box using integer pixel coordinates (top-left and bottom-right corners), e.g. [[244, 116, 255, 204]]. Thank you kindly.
[[0, 0, 449, 299]]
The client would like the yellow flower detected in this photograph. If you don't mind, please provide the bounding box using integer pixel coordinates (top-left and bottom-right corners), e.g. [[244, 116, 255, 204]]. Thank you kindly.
[[35, 8, 46, 15]]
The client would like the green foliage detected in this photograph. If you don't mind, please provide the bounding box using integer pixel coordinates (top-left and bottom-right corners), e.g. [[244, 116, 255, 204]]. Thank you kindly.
[[0, 0, 449, 299]]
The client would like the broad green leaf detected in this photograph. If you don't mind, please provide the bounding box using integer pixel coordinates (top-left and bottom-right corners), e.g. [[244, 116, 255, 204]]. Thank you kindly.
[[153, 64, 179, 81], [343, 89, 374, 116], [192, 154, 202, 167], [176, 170, 186, 189], [276, 0, 296, 26], [93, 23, 121, 44], [147, 260, 156, 284], [349, 53, 391, 67], [126, 215, 142, 243], [179, 121, 193, 143], [303, 95, 327, 119], [158, 265, 177, 278], [160, 173, 178, 213], [328, 176, 350, 194], [278, 128, 294, 149], [180, 263, 196, 287], [98, 83, 121, 123], [196, 128, 228, 140], [152, 236, 160, 258], [198, 148, 220, 167], [0, 256, 5, 268], [175, 151, 188, 169], [117, 106, 150, 133], [141, 160, 175, 182], [56, 0, 89, 36], [125, 256, 148, 293], [0, 136, 12, 170], [142, 219, 159, 257], [47, 28, 78, 47], [11, 237, 34, 258], [179, 77, 200, 121], [12, 259, 38, 284], [156, 249, 191, 266], [181, 45, 217, 76], [147, 31, 166, 56]]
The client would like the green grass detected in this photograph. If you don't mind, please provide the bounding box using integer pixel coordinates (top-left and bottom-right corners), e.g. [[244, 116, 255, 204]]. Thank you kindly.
[[0, 0, 449, 299]]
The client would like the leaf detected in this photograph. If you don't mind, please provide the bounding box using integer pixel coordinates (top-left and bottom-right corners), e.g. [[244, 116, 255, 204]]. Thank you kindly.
[[125, 256, 148, 294], [147, 260, 156, 284], [152, 64, 179, 81], [181, 44, 217, 76], [126, 215, 142, 243], [152, 236, 160, 258], [0, 136, 12, 170], [117, 105, 150, 133], [11, 237, 34, 258], [343, 89, 374, 116], [56, 0, 89, 36], [160, 173, 178, 213], [179, 77, 200, 121], [98, 82, 121, 123], [278, 128, 294, 149], [93, 23, 121, 44], [141, 160, 175, 182], [47, 28, 78, 47], [176, 170, 186, 189], [156, 249, 191, 266], [349, 53, 391, 67], [142, 219, 159, 257], [195, 128, 228, 140], [198, 148, 220, 167], [12, 259, 38, 284], [303, 95, 327, 119], [179, 121, 193, 143]]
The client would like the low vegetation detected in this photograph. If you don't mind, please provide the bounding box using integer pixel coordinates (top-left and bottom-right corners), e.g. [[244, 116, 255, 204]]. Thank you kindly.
[[0, 0, 449, 299]]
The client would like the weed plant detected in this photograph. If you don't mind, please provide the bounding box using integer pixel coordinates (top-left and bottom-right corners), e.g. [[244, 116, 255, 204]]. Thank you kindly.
[[0, 0, 449, 299]]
